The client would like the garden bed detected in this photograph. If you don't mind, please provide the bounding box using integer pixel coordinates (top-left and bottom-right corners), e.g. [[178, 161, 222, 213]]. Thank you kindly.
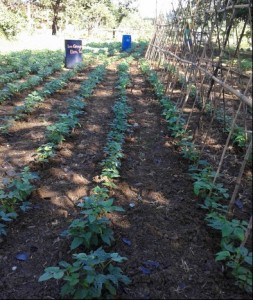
[[0, 45, 252, 299]]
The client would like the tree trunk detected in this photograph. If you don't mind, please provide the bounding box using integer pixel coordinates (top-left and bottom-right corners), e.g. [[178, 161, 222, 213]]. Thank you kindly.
[[52, 17, 57, 35], [51, 0, 62, 36]]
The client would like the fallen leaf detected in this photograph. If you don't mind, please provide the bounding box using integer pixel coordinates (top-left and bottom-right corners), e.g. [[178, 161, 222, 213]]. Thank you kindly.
[[144, 260, 160, 268], [139, 266, 151, 274], [16, 252, 29, 261], [122, 238, 131, 246]]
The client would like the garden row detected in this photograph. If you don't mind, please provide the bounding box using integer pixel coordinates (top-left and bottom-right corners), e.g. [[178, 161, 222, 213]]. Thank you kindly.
[[0, 50, 64, 102], [0, 50, 111, 237], [38, 58, 134, 299], [0, 40, 251, 298], [0, 60, 106, 235], [0, 42, 147, 235], [0, 44, 148, 298], [140, 59, 252, 293], [161, 62, 250, 150]]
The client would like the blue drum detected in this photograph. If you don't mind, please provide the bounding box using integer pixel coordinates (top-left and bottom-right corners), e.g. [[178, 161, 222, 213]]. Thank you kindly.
[[122, 35, 131, 51]]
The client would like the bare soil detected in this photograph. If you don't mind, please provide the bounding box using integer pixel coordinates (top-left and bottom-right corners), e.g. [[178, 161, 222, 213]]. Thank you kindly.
[[0, 57, 252, 299]]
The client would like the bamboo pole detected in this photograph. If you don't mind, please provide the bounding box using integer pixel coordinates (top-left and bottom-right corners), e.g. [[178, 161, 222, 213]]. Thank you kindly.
[[240, 215, 252, 248], [227, 138, 253, 219], [149, 45, 252, 107], [210, 73, 252, 187], [146, 0, 252, 264]]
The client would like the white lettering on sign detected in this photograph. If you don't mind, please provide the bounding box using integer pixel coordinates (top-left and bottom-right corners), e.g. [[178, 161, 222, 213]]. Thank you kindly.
[[73, 44, 82, 49], [70, 49, 78, 54], [66, 42, 82, 55]]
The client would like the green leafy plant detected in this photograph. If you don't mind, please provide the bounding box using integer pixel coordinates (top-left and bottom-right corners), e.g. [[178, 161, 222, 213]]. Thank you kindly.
[[178, 138, 199, 162], [39, 247, 130, 299], [46, 112, 80, 144], [189, 84, 197, 98], [0, 222, 7, 236], [35, 143, 56, 162], [62, 216, 114, 251], [191, 166, 229, 202], [205, 212, 248, 248], [62, 187, 124, 250], [232, 127, 247, 148], [46, 122, 69, 144], [0, 167, 38, 236], [0, 166, 38, 213], [77, 195, 124, 222], [199, 196, 228, 213], [216, 246, 252, 293], [0, 211, 17, 235], [64, 193, 125, 250]]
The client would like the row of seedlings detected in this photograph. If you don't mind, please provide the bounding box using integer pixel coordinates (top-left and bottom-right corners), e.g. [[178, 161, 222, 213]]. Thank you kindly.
[[0, 56, 63, 103], [0, 50, 63, 93], [0, 166, 39, 236], [0, 49, 108, 131], [0, 62, 108, 237], [38, 58, 133, 299], [100, 57, 133, 188], [139, 59, 252, 294], [0, 59, 89, 133], [86, 41, 147, 61], [35, 63, 108, 163], [159, 61, 250, 150], [0, 50, 43, 78]]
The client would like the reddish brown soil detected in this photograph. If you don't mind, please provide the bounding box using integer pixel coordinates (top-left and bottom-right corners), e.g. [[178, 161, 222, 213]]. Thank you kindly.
[[0, 57, 251, 299]]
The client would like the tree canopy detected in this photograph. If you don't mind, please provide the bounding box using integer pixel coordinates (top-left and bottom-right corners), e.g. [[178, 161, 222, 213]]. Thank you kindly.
[[0, 0, 138, 37]]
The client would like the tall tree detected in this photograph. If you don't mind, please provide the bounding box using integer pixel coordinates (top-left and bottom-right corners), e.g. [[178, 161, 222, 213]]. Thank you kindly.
[[39, 0, 67, 35], [112, 0, 137, 27], [0, 0, 138, 37], [65, 0, 115, 35], [0, 0, 27, 38]]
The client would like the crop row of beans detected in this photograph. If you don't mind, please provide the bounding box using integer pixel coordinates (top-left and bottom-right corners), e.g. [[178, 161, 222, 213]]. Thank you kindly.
[[37, 57, 134, 299], [140, 58, 252, 294], [0, 57, 110, 235], [0, 50, 63, 88], [160, 62, 250, 150], [0, 45, 142, 237], [0, 44, 147, 298], [0, 50, 103, 104], [0, 52, 100, 132]]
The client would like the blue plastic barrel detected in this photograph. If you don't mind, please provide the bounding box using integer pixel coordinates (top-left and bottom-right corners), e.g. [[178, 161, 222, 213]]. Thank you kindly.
[[65, 40, 82, 68], [122, 35, 131, 51]]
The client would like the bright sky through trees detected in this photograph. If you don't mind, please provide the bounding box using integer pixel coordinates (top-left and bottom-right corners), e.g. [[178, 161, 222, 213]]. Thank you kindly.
[[138, 0, 179, 18]]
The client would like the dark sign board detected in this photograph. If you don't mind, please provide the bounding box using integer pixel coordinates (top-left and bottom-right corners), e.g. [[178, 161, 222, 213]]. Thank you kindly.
[[65, 40, 82, 68]]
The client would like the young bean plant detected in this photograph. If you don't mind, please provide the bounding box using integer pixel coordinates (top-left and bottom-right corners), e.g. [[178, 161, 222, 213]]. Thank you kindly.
[[39, 247, 130, 299]]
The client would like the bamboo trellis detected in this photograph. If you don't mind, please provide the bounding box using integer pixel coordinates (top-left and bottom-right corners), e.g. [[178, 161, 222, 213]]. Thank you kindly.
[[145, 0, 252, 244]]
